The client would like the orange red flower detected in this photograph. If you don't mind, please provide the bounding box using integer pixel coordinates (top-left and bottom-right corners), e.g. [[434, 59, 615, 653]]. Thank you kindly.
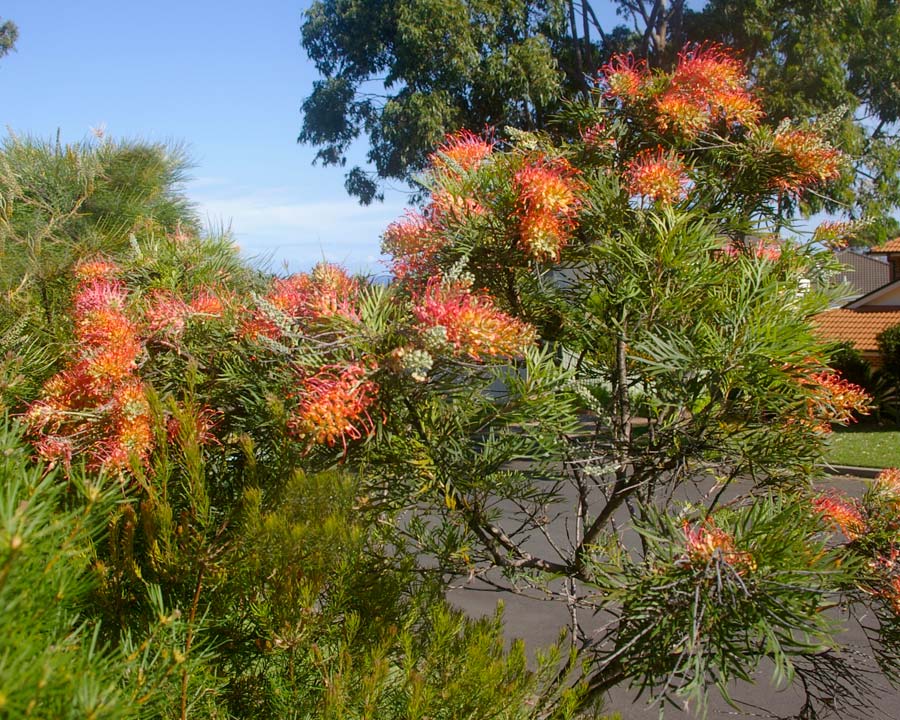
[[289, 363, 378, 448], [655, 45, 762, 137], [513, 157, 583, 261], [600, 53, 649, 101], [382, 211, 447, 282], [771, 129, 843, 194], [805, 371, 871, 428], [25, 264, 154, 473], [243, 263, 362, 339], [683, 519, 755, 573], [412, 279, 537, 361], [813, 220, 856, 251], [812, 493, 866, 540], [625, 147, 690, 204], [429, 130, 494, 175], [874, 468, 900, 497]]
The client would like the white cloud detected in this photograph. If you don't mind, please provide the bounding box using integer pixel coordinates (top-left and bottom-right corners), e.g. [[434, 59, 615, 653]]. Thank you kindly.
[[192, 185, 409, 273]]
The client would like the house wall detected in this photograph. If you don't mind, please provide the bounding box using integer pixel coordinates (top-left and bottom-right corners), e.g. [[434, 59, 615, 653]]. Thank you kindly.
[[855, 283, 900, 308]]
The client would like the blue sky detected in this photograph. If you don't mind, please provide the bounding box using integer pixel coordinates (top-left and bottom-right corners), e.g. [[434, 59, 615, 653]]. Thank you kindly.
[[1, 1, 628, 275], [1, 0, 409, 274]]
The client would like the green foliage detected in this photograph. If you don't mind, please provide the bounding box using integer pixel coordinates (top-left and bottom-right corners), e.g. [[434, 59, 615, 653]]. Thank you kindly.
[[594, 496, 852, 709], [299, 0, 569, 203], [0, 419, 215, 719], [0, 18, 16, 60], [878, 323, 900, 382]]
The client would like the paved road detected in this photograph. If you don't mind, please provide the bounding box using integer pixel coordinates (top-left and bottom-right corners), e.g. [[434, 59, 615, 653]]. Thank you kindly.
[[445, 472, 900, 719]]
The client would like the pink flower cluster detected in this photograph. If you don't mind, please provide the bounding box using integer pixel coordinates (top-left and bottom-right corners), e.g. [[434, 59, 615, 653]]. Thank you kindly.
[[513, 156, 583, 261], [412, 279, 537, 361], [242, 263, 361, 339], [625, 147, 690, 204], [26, 259, 154, 472], [289, 363, 378, 448]]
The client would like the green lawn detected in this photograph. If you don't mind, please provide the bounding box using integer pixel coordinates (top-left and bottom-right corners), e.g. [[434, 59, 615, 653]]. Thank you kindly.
[[825, 426, 900, 468]]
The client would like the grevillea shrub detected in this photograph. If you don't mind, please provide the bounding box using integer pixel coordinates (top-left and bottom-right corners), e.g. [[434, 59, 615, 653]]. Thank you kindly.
[[14, 229, 579, 715], [5, 45, 896, 719], [357, 45, 895, 717]]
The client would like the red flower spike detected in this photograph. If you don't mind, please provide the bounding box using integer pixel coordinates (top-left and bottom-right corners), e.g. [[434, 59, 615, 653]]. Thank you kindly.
[[600, 53, 649, 101], [772, 129, 843, 194], [812, 493, 867, 540], [243, 263, 362, 339], [655, 92, 711, 137], [430, 130, 494, 175], [290, 363, 378, 448], [74, 278, 128, 317], [725, 237, 783, 262], [683, 519, 755, 573], [430, 190, 486, 223], [188, 288, 226, 317], [625, 147, 690, 204], [412, 279, 537, 361], [813, 221, 856, 251], [145, 290, 190, 337], [671, 44, 745, 95], [26, 267, 154, 474], [73, 258, 121, 282], [383, 211, 447, 282], [513, 158, 583, 261], [877, 468, 900, 492], [806, 371, 871, 428], [655, 44, 762, 137]]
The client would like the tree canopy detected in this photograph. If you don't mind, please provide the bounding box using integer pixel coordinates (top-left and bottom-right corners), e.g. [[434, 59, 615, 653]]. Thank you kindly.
[[299, 0, 900, 240], [0, 17, 18, 60]]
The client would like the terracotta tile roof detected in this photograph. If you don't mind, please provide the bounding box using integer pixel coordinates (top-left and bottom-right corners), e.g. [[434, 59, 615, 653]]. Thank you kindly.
[[813, 308, 900, 352], [870, 237, 900, 253]]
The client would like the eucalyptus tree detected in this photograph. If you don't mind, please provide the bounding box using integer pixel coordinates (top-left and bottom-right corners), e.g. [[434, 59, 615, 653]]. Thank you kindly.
[[300, 0, 900, 239]]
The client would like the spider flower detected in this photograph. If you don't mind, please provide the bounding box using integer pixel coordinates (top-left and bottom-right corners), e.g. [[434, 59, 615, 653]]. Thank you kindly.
[[244, 263, 361, 339], [625, 147, 690, 204], [74, 277, 128, 316], [871, 468, 900, 514], [671, 44, 745, 95], [806, 371, 871, 428], [272, 264, 359, 320], [412, 279, 537, 361], [290, 363, 378, 448], [429, 130, 493, 175], [74, 257, 120, 282], [874, 468, 900, 497], [812, 494, 866, 540], [188, 288, 226, 316], [599, 53, 649, 101], [772, 129, 843, 194], [513, 158, 582, 261], [683, 520, 755, 573], [656, 45, 762, 136], [382, 211, 446, 281], [26, 267, 153, 473], [813, 220, 857, 251], [145, 290, 190, 336]]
